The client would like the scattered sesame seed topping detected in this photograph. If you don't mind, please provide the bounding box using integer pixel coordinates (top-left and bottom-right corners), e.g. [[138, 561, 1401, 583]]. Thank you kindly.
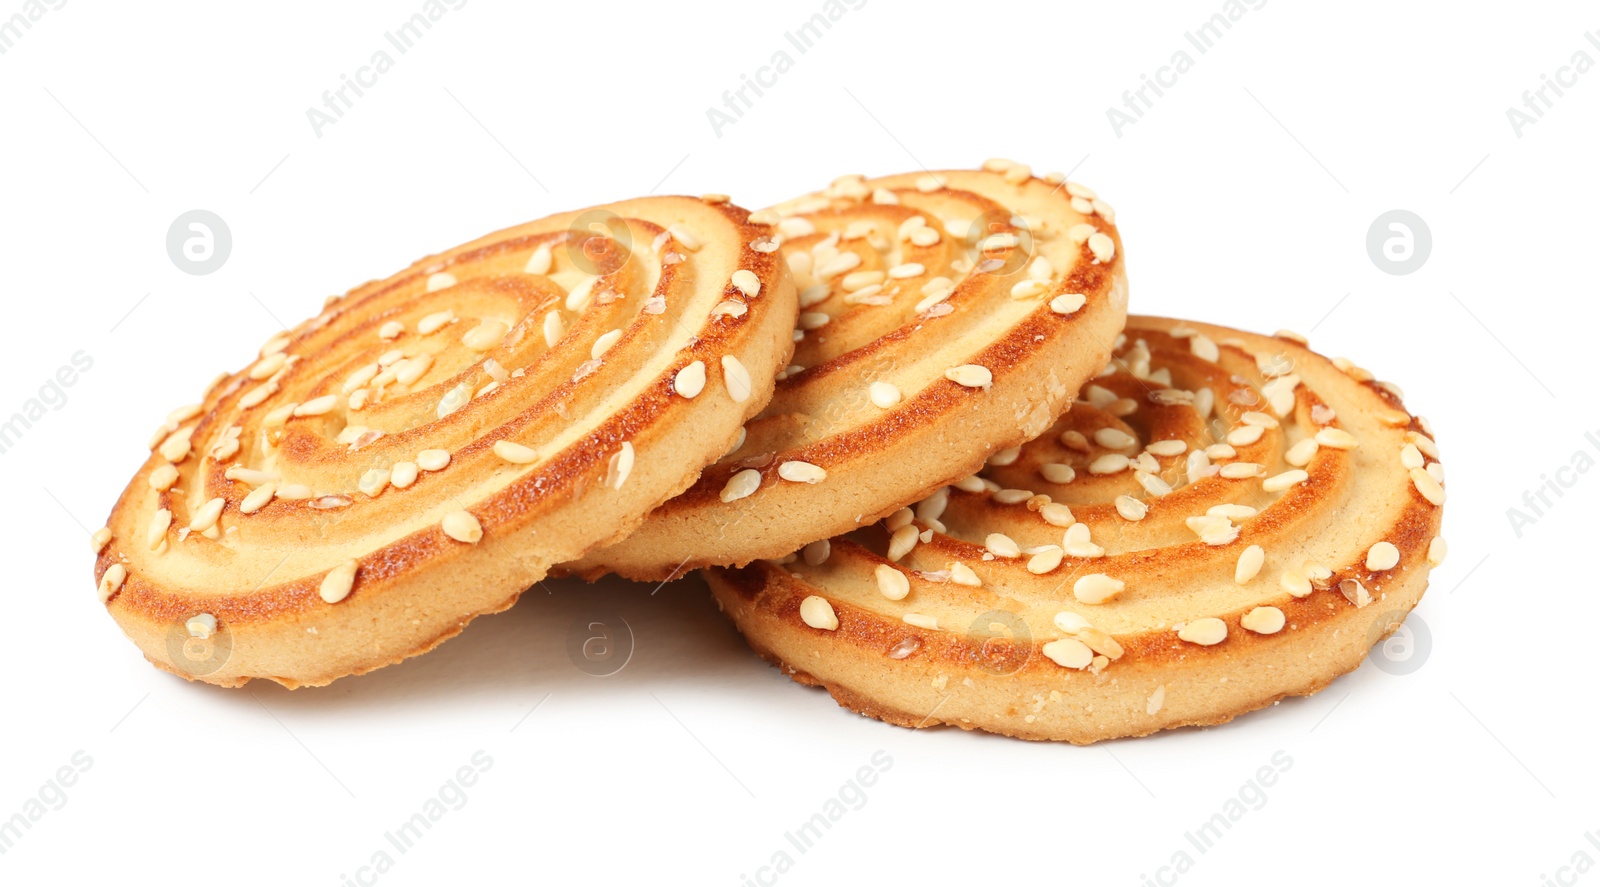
[[97, 564, 126, 602], [426, 272, 456, 292], [778, 461, 826, 484], [721, 355, 753, 403], [945, 365, 992, 388], [731, 269, 761, 298], [721, 468, 761, 503], [1241, 607, 1285, 635], [441, 510, 482, 543], [874, 564, 911, 600], [985, 533, 1021, 558], [1074, 574, 1125, 605], [493, 440, 539, 464], [1235, 545, 1265, 584], [1366, 541, 1400, 571], [1042, 638, 1094, 669], [1177, 617, 1228, 645], [320, 560, 359, 604], [800, 595, 839, 630]]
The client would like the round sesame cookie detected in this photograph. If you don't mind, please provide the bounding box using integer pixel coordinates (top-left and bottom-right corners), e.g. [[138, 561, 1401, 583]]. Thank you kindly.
[[573, 160, 1129, 580], [93, 195, 796, 688], [703, 316, 1447, 743]]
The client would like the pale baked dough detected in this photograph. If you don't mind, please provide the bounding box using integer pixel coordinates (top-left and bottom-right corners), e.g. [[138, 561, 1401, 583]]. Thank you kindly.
[[576, 161, 1128, 580], [94, 195, 796, 688], [704, 317, 1446, 743]]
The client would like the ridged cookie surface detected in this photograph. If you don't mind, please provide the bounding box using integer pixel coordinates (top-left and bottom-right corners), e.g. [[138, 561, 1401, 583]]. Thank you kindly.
[[93, 195, 795, 687], [705, 317, 1446, 743], [577, 162, 1128, 579]]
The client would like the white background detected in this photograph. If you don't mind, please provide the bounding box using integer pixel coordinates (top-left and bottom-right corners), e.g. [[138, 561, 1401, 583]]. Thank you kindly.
[[2, 1, 1592, 884]]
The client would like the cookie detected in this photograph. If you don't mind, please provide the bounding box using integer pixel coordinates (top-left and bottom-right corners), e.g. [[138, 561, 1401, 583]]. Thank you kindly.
[[704, 316, 1446, 743], [93, 195, 796, 687], [575, 160, 1128, 580]]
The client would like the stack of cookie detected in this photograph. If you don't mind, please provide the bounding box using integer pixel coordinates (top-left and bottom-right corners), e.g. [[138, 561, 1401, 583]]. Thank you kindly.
[[92, 160, 1446, 743]]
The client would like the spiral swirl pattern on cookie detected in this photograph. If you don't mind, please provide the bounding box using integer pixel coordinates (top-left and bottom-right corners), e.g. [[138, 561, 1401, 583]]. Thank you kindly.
[[580, 161, 1128, 579], [705, 316, 1446, 743], [94, 195, 795, 687]]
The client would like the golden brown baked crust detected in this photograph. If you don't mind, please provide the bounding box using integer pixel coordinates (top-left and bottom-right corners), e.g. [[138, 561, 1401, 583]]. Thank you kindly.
[[93, 195, 796, 688], [704, 317, 1447, 743], [575, 161, 1128, 580]]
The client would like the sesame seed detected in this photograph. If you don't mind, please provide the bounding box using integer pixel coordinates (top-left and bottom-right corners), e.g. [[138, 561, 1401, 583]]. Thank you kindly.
[[945, 365, 992, 388], [249, 352, 287, 381], [1410, 468, 1446, 505], [667, 224, 701, 251], [1340, 578, 1372, 608], [1400, 443, 1424, 470], [863, 381, 902, 409], [1177, 617, 1227, 645], [1039, 502, 1076, 527], [519, 243, 553, 275], [1285, 438, 1319, 467], [794, 540, 829, 567], [240, 483, 276, 514], [798, 311, 830, 330], [915, 174, 943, 192], [1027, 547, 1065, 574], [816, 253, 862, 279], [1421, 537, 1446, 568], [886, 525, 919, 561], [90, 527, 112, 554], [985, 533, 1021, 558], [1115, 495, 1148, 521], [1366, 541, 1400, 571], [1241, 607, 1285, 635], [1227, 425, 1265, 446], [589, 329, 622, 359], [1280, 570, 1312, 597], [713, 299, 749, 319], [888, 263, 925, 280], [948, 562, 981, 586], [1262, 469, 1309, 492], [260, 332, 292, 357], [1146, 439, 1187, 458], [909, 227, 940, 247], [1042, 638, 1094, 669], [605, 442, 634, 491], [731, 269, 761, 298], [1063, 522, 1106, 558], [1220, 462, 1263, 479], [980, 233, 1019, 251], [294, 395, 339, 417], [1427, 462, 1445, 484], [147, 509, 171, 550], [395, 354, 434, 387], [358, 468, 389, 498], [383, 462, 416, 490], [158, 429, 193, 463], [184, 613, 216, 640], [1315, 428, 1359, 449], [1088, 454, 1130, 475], [97, 564, 126, 601], [1185, 514, 1239, 546], [426, 272, 456, 292], [1087, 233, 1115, 263], [1236, 545, 1265, 583], [721, 468, 761, 503], [800, 595, 839, 630], [1190, 334, 1219, 362], [418, 310, 456, 335], [1039, 463, 1076, 484], [441, 510, 482, 543], [721, 356, 753, 403], [674, 361, 707, 398], [1206, 443, 1237, 460], [463, 320, 509, 352], [874, 564, 911, 600], [1137, 472, 1173, 498], [1071, 196, 1094, 214], [417, 449, 450, 471], [1074, 574, 1125, 604], [994, 489, 1033, 504], [1094, 428, 1136, 449], [494, 440, 538, 464], [541, 311, 566, 348], [148, 463, 179, 491], [778, 461, 826, 484], [277, 484, 314, 500]]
